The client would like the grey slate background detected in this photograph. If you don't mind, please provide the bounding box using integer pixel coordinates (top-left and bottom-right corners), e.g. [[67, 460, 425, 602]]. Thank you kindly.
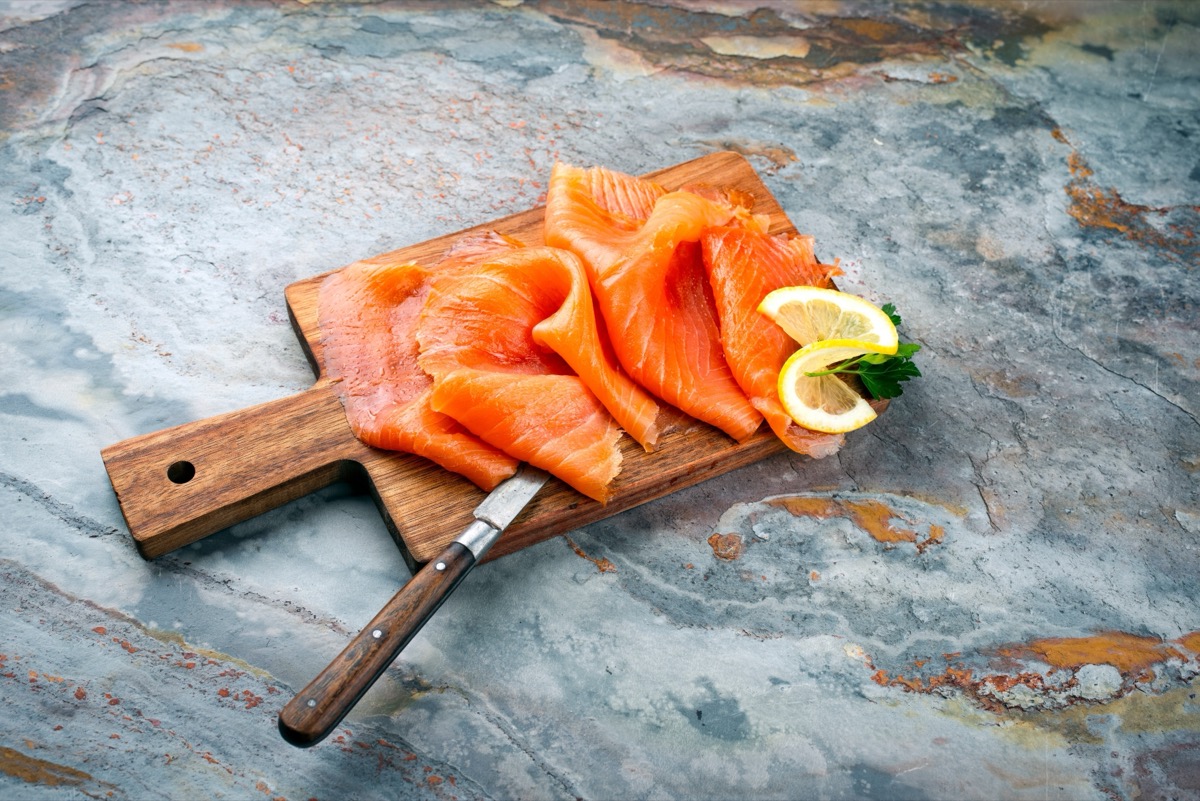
[[1, 2, 1198, 798]]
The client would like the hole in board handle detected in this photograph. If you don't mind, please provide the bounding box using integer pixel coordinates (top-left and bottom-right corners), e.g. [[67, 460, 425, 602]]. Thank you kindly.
[[167, 461, 196, 484]]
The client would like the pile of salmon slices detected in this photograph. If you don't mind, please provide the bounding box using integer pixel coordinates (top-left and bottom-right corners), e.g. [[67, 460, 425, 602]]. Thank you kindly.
[[317, 161, 887, 503]]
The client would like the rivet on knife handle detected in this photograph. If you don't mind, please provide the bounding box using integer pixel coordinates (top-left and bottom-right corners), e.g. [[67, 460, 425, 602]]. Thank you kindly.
[[277, 539, 478, 747], [277, 466, 549, 747]]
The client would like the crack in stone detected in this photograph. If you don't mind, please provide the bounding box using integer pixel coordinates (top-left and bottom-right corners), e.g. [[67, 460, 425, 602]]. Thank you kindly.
[[1, 469, 120, 540], [966, 452, 1002, 533], [862, 423, 919, 475], [964, 370, 1031, 451], [155, 554, 358, 638], [0, 472, 386, 643], [1050, 330, 1199, 430], [451, 688, 585, 800]]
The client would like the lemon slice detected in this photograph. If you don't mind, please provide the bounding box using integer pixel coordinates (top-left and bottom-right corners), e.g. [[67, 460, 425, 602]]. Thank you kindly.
[[759, 286, 899, 350], [777, 339, 894, 433]]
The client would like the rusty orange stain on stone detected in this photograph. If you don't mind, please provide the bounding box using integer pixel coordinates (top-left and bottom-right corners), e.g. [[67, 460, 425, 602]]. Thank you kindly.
[[1054, 128, 1197, 262], [536, 0, 962, 87], [842, 499, 916, 544], [770, 496, 944, 552], [166, 42, 204, 53], [1066, 149, 1093, 179], [563, 535, 617, 573], [872, 665, 979, 695], [873, 629, 1200, 712], [241, 689, 263, 709], [922, 524, 946, 552], [834, 17, 907, 42], [0, 745, 96, 789], [112, 637, 138, 654], [1004, 631, 1191, 674], [707, 532, 744, 561], [870, 664, 1058, 714], [1176, 631, 1200, 655]]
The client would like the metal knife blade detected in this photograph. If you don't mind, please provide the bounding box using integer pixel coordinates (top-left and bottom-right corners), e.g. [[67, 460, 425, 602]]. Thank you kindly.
[[476, 465, 551, 528], [456, 464, 550, 559]]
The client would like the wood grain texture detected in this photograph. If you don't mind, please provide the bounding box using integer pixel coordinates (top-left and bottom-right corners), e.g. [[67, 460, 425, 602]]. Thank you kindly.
[[278, 541, 477, 747], [103, 151, 804, 565]]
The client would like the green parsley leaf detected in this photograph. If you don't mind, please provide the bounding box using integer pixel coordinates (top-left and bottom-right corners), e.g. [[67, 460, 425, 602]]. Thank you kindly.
[[857, 348, 922, 399], [803, 304, 921, 400], [881, 303, 902, 327]]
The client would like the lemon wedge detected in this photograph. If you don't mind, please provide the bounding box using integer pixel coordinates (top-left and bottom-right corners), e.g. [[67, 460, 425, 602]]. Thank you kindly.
[[777, 338, 896, 433], [758, 286, 898, 350]]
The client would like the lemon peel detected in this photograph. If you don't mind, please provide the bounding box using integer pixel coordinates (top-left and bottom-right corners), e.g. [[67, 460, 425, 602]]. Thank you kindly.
[[776, 338, 896, 433], [758, 286, 898, 350]]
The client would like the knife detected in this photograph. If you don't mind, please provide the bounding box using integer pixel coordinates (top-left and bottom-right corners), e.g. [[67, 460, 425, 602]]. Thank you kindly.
[[278, 464, 550, 747]]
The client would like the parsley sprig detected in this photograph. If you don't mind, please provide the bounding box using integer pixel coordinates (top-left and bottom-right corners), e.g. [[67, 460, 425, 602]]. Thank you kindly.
[[804, 303, 922, 400]]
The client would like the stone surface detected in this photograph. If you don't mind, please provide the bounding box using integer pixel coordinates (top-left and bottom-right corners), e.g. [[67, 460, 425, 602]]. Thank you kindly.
[[1, 1, 1198, 799]]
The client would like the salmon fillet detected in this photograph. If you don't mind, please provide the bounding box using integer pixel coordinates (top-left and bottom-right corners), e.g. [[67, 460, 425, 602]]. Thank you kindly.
[[545, 162, 763, 442], [317, 255, 520, 490], [417, 234, 655, 501], [702, 226, 845, 457]]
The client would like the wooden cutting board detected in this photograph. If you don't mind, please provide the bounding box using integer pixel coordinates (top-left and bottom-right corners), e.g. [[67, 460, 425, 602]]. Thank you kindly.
[[102, 151, 808, 565]]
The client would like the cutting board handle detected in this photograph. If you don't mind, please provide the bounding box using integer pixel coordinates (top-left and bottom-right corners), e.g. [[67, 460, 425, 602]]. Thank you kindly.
[[101, 383, 362, 559]]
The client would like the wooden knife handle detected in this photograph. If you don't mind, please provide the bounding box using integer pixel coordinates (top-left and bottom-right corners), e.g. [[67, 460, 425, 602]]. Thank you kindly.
[[278, 541, 477, 747], [101, 383, 361, 559]]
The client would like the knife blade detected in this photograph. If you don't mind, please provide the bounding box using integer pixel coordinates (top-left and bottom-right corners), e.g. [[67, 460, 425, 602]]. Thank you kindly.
[[278, 464, 550, 747]]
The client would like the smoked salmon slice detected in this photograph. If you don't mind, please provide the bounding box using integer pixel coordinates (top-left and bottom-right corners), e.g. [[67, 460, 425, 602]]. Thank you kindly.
[[416, 234, 656, 501], [527, 259, 662, 453], [318, 254, 520, 491], [702, 226, 845, 457], [545, 162, 763, 442]]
